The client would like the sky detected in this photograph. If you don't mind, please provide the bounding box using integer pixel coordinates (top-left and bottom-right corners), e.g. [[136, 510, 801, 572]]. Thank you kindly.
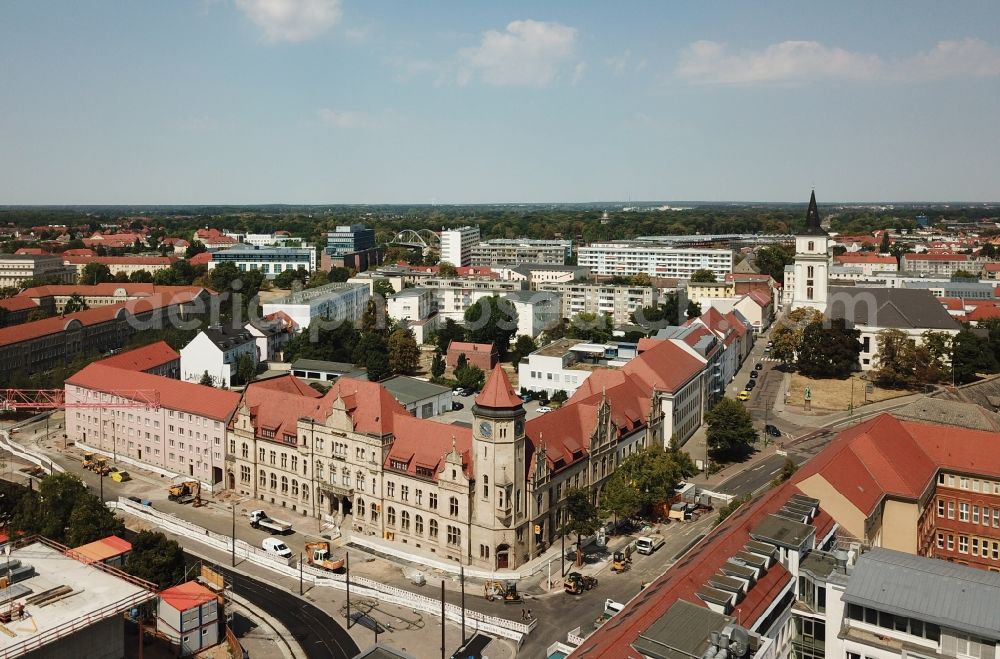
[[2, 1, 999, 204]]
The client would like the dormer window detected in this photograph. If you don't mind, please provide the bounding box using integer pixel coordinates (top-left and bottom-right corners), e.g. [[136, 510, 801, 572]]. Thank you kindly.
[[390, 459, 408, 471]]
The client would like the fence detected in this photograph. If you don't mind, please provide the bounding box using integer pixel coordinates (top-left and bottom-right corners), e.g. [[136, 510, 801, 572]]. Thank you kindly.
[[0, 429, 65, 475], [110, 498, 532, 644]]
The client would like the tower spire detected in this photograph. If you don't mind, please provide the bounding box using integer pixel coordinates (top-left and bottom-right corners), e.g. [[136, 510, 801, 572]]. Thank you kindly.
[[802, 189, 827, 236]]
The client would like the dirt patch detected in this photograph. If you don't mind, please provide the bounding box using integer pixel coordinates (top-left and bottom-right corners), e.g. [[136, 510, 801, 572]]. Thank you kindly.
[[785, 373, 911, 412]]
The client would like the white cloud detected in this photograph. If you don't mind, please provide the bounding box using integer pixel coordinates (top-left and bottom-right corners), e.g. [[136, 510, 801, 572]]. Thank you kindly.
[[676, 38, 1000, 86], [235, 0, 342, 42], [456, 19, 578, 87], [317, 109, 375, 128], [605, 49, 631, 75], [677, 40, 880, 85]]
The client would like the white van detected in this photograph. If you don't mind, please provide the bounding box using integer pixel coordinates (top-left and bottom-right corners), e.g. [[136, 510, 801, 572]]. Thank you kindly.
[[262, 537, 292, 558], [635, 536, 665, 555]]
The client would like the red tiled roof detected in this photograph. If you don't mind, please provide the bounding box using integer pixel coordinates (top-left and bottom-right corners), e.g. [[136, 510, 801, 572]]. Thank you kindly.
[[937, 297, 966, 311], [66, 363, 241, 422], [447, 341, 495, 354], [967, 304, 1000, 322], [62, 248, 96, 256], [70, 535, 132, 563], [385, 413, 473, 479], [0, 305, 128, 347], [0, 297, 39, 313], [834, 254, 898, 264], [14, 248, 45, 255], [475, 365, 522, 409], [622, 337, 705, 393], [64, 255, 175, 266], [747, 289, 772, 307], [96, 341, 179, 372], [188, 252, 212, 265], [159, 581, 217, 612]]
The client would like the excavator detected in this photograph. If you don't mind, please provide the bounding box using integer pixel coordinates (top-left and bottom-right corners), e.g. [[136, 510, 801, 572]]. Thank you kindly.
[[484, 580, 522, 604], [305, 542, 345, 572], [167, 480, 201, 505]]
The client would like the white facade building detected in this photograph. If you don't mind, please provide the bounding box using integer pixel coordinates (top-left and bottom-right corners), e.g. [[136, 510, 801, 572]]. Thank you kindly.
[[209, 245, 316, 278], [261, 282, 371, 330], [503, 291, 562, 338], [439, 226, 480, 267], [790, 191, 830, 314], [517, 338, 640, 397], [470, 239, 572, 267], [536, 281, 657, 326], [577, 243, 733, 280], [180, 326, 258, 388]]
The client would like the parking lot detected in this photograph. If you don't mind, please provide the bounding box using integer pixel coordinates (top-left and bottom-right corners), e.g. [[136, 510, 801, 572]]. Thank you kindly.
[[432, 390, 552, 427]]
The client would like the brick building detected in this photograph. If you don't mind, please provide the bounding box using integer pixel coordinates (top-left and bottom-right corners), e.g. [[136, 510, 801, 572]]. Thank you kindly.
[[446, 341, 498, 371]]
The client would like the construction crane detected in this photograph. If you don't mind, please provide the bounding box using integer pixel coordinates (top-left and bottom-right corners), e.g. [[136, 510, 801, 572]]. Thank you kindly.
[[0, 389, 160, 412]]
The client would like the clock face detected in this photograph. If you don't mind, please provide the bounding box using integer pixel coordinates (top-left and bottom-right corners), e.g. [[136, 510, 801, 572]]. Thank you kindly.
[[479, 421, 492, 438]]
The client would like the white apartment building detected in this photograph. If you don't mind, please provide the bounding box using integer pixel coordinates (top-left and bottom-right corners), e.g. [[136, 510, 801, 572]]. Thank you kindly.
[[536, 281, 657, 326], [209, 245, 317, 277], [386, 287, 440, 343], [180, 326, 258, 388], [261, 282, 371, 329], [503, 291, 562, 338], [900, 253, 982, 277], [501, 264, 590, 285], [0, 254, 73, 288], [419, 277, 526, 321], [577, 243, 733, 280], [470, 239, 572, 267], [439, 226, 480, 267], [517, 338, 640, 397], [223, 231, 304, 247]]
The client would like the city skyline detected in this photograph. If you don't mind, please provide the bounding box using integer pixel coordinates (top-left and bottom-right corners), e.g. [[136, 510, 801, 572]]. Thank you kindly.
[[2, 1, 999, 204]]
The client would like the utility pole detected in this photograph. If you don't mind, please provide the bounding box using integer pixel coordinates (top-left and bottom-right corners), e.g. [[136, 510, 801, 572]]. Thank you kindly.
[[440, 580, 446, 659], [231, 503, 236, 567], [561, 532, 565, 577], [345, 552, 351, 629], [299, 553, 303, 596], [460, 564, 465, 645]]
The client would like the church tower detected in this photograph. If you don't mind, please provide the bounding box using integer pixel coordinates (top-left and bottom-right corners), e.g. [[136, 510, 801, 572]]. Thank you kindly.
[[791, 190, 830, 314], [470, 365, 528, 570]]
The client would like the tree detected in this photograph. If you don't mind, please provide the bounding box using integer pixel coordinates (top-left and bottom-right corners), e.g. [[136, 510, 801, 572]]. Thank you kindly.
[[952, 269, 977, 280], [199, 371, 214, 387], [13, 473, 88, 543], [358, 298, 386, 336], [714, 495, 750, 528], [562, 487, 600, 566], [754, 245, 795, 284], [872, 329, 921, 388], [981, 243, 997, 259], [431, 351, 446, 379], [705, 398, 757, 461], [551, 390, 568, 405], [388, 328, 420, 374], [456, 353, 468, 371], [685, 300, 702, 319], [599, 474, 642, 528], [917, 330, 954, 384], [65, 495, 125, 547], [328, 266, 351, 283], [796, 317, 861, 378], [770, 307, 824, 365], [128, 269, 154, 283], [436, 318, 467, 354], [365, 350, 391, 382], [80, 262, 113, 285], [608, 444, 697, 518], [185, 240, 207, 258], [124, 531, 186, 589], [690, 268, 717, 283], [771, 458, 798, 486], [953, 329, 1000, 384], [567, 312, 613, 343], [307, 269, 329, 288], [509, 335, 537, 367], [373, 279, 396, 299], [236, 353, 256, 385], [274, 267, 308, 289], [63, 293, 89, 314], [879, 231, 891, 254], [455, 364, 485, 391], [465, 295, 518, 353], [438, 262, 458, 278]]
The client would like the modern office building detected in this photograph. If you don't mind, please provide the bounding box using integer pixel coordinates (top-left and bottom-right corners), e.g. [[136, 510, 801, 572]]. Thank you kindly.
[[577, 243, 733, 280], [470, 239, 572, 267], [321, 225, 383, 272], [209, 245, 316, 277], [439, 226, 480, 266]]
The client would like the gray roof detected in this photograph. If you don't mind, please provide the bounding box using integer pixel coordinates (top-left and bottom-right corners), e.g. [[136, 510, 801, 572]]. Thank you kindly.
[[749, 514, 814, 549], [633, 599, 731, 659], [202, 325, 254, 349], [380, 375, 450, 404], [388, 288, 428, 299], [512, 263, 589, 275], [827, 287, 961, 331], [290, 359, 359, 374], [844, 548, 1000, 641], [892, 397, 1000, 432], [503, 290, 560, 304]]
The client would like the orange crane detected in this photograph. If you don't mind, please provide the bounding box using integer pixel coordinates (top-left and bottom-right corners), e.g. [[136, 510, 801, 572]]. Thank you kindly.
[[0, 389, 160, 411]]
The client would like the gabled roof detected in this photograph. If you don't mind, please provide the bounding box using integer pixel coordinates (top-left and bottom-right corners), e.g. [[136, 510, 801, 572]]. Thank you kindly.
[[475, 365, 523, 409], [66, 363, 241, 422], [0, 297, 38, 313], [159, 581, 217, 612], [385, 413, 473, 480], [97, 341, 179, 372], [827, 287, 961, 331]]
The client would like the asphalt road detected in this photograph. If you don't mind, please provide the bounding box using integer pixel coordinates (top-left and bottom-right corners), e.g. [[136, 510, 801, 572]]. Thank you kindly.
[[189, 555, 360, 659], [714, 453, 804, 498]]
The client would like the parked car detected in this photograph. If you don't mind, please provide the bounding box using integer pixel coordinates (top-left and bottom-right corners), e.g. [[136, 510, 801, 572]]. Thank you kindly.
[[765, 424, 782, 438], [536, 406, 552, 414], [451, 401, 464, 411], [750, 371, 758, 379], [262, 537, 293, 558], [745, 380, 755, 390], [755, 363, 763, 371], [737, 391, 751, 401]]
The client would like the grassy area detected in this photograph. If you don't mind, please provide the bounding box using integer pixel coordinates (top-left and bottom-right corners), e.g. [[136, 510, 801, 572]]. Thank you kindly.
[[786, 373, 911, 412]]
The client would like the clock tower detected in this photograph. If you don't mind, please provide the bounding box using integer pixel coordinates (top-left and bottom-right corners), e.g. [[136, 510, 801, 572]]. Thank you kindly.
[[470, 364, 528, 570]]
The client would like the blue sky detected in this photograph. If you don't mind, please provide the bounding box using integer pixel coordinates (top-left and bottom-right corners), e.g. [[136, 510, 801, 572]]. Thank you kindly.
[[2, 1, 999, 204]]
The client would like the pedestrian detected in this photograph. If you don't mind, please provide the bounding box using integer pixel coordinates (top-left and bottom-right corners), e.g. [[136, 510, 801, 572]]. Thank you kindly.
[[527, 609, 533, 621]]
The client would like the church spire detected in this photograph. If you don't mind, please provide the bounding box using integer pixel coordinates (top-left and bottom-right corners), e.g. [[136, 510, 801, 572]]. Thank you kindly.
[[802, 189, 828, 236]]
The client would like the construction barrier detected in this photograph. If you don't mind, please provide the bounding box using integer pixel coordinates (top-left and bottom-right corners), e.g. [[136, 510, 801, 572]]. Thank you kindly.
[[0, 430, 65, 475]]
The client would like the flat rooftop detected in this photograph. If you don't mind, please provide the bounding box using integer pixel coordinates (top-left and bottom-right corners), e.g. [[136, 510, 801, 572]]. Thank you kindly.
[[0, 541, 155, 655], [381, 375, 450, 404], [533, 338, 586, 358]]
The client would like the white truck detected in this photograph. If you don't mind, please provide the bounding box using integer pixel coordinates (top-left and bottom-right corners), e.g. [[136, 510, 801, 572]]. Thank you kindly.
[[635, 536, 665, 555], [249, 510, 293, 535]]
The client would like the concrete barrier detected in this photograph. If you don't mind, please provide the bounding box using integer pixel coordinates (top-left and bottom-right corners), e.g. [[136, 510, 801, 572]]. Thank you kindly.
[[0, 430, 65, 475]]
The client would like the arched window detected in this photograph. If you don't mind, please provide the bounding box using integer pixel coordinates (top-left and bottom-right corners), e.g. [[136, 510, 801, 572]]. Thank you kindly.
[[280, 476, 288, 493], [269, 473, 277, 489], [415, 515, 424, 535], [429, 519, 439, 538], [316, 461, 323, 478], [387, 507, 396, 526], [291, 479, 299, 496], [259, 470, 266, 487], [302, 486, 309, 502], [241, 443, 248, 458], [401, 510, 410, 531]]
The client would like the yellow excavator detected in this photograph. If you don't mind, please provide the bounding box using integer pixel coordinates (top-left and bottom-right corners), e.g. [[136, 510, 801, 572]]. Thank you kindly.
[[168, 480, 201, 505], [305, 542, 345, 572]]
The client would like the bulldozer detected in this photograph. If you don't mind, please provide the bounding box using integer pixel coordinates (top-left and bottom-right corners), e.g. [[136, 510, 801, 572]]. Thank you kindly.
[[168, 480, 200, 504], [81, 453, 96, 471], [611, 551, 631, 574], [305, 542, 345, 572], [484, 580, 522, 604], [564, 572, 598, 595]]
